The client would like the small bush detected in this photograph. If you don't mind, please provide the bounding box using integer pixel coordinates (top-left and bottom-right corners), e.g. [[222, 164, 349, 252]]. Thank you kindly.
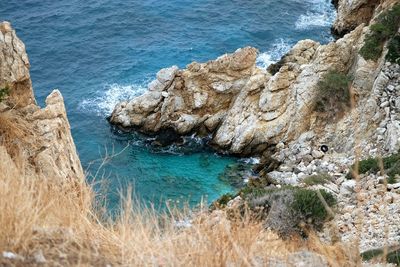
[[359, 35, 384, 61], [360, 4, 400, 61], [347, 152, 400, 182], [314, 70, 352, 113], [386, 35, 400, 63], [0, 85, 9, 102], [387, 250, 400, 265], [361, 248, 400, 265], [246, 186, 336, 237], [302, 173, 332, 186], [291, 189, 336, 230], [213, 193, 234, 208], [361, 248, 384, 261]]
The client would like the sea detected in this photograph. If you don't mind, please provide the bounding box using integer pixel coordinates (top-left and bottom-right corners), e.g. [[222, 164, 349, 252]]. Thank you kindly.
[[1, 0, 335, 209]]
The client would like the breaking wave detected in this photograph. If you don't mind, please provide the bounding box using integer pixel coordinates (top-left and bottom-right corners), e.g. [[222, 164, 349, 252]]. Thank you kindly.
[[295, 0, 336, 30], [79, 83, 147, 116], [256, 38, 293, 69]]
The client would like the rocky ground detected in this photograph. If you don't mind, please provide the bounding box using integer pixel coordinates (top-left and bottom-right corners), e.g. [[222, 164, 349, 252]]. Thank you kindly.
[[261, 61, 400, 252]]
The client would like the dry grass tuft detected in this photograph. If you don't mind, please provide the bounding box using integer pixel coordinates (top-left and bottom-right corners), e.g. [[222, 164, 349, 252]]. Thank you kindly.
[[0, 145, 357, 266], [0, 110, 38, 162]]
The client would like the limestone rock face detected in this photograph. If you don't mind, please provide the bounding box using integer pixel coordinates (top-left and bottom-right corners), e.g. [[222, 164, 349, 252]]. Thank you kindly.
[[333, 0, 378, 36], [29, 90, 85, 182], [110, 46, 261, 137], [0, 21, 34, 107], [111, 27, 364, 155], [0, 21, 84, 183], [333, 0, 398, 36]]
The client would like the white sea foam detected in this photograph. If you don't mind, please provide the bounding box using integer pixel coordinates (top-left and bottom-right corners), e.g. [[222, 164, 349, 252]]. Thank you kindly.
[[80, 83, 147, 116], [256, 38, 292, 69], [240, 157, 260, 165], [295, 12, 335, 29], [295, 0, 336, 30]]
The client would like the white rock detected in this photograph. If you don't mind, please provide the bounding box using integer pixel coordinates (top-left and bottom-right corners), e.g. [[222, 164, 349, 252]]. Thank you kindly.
[[156, 65, 178, 84], [340, 180, 356, 195], [34, 250, 46, 263], [2, 251, 24, 261], [311, 150, 324, 159]]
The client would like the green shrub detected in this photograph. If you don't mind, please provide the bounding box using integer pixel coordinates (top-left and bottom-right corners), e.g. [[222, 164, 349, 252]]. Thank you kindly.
[[376, 4, 400, 36], [386, 35, 400, 63], [361, 248, 384, 261], [361, 248, 400, 265], [0, 85, 9, 102], [213, 193, 234, 207], [291, 189, 336, 230], [246, 186, 336, 237], [314, 70, 352, 113], [347, 152, 400, 182], [359, 35, 384, 61], [360, 4, 400, 61], [387, 250, 400, 265], [302, 173, 332, 186]]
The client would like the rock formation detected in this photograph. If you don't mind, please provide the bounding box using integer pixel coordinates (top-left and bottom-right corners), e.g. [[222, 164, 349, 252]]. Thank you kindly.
[[0, 21, 84, 183], [110, 25, 365, 155], [111, 0, 399, 159], [332, 0, 398, 36]]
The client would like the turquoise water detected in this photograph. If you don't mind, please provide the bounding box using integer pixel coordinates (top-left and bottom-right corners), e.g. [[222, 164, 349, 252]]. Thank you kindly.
[[1, 0, 335, 207]]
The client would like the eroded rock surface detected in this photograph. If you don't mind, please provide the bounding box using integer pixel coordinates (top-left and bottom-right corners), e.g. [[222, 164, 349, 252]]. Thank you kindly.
[[333, 0, 398, 36], [111, 26, 365, 155], [0, 21, 34, 107], [0, 21, 84, 183]]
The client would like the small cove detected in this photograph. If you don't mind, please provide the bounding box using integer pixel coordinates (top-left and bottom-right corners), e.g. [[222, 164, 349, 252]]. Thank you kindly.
[[1, 0, 336, 208]]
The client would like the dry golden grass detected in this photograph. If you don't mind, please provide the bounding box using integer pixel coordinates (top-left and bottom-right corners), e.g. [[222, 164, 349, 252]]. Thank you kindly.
[[0, 110, 38, 162], [0, 144, 358, 266]]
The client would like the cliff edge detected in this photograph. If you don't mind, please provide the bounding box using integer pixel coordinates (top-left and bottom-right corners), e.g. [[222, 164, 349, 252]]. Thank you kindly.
[[0, 21, 84, 184]]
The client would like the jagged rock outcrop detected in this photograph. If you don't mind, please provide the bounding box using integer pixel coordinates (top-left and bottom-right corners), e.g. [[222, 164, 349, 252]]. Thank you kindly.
[[110, 26, 365, 155], [333, 0, 379, 36], [0, 21, 84, 183], [0, 22, 35, 107], [332, 0, 398, 36]]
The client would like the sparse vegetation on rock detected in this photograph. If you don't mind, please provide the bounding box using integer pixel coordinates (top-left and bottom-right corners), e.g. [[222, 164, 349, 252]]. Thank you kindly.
[[241, 186, 336, 237], [313, 70, 352, 114], [359, 4, 400, 61], [302, 173, 332, 186], [348, 152, 400, 183], [0, 85, 9, 102], [361, 247, 400, 265], [387, 34, 400, 63]]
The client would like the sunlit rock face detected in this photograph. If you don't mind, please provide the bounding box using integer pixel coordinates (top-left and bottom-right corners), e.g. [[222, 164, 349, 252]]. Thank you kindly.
[[110, 25, 366, 155], [0, 21, 84, 183]]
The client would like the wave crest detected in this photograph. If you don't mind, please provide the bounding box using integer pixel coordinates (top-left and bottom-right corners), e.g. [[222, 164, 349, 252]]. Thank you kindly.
[[295, 0, 336, 30], [256, 39, 292, 69], [80, 83, 146, 116]]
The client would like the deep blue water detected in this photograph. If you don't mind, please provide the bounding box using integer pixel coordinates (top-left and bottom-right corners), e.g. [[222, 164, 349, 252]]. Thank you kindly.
[[1, 0, 335, 207]]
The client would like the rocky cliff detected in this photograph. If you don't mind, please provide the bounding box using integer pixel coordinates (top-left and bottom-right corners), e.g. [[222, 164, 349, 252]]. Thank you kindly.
[[110, 0, 399, 157], [0, 21, 84, 184], [332, 0, 398, 36]]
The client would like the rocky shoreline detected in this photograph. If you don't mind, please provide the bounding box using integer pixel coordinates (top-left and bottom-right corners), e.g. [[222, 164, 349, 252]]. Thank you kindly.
[[1, 0, 400, 264], [109, 0, 400, 255]]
